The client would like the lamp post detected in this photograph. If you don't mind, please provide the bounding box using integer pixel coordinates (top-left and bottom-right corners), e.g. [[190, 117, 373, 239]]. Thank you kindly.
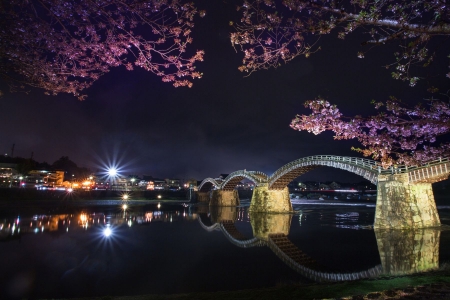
[[130, 178, 136, 191]]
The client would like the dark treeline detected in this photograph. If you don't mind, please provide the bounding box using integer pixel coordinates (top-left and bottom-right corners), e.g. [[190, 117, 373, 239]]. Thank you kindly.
[[0, 155, 90, 181]]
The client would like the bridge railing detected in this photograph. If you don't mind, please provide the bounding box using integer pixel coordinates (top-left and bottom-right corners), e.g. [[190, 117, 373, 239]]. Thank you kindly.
[[248, 170, 269, 179], [379, 157, 450, 174], [221, 170, 267, 187], [272, 155, 450, 177], [283, 155, 378, 169], [270, 155, 378, 180], [201, 156, 450, 189], [198, 178, 221, 191]]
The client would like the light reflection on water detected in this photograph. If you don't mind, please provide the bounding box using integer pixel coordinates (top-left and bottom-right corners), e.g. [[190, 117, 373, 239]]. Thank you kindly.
[[0, 201, 449, 299]]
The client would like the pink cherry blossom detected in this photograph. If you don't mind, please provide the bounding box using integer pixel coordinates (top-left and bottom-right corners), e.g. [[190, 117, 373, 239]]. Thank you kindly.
[[0, 0, 205, 100]]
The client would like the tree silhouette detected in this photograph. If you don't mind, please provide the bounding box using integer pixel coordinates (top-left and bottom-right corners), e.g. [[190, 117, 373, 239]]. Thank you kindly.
[[0, 0, 205, 100], [232, 0, 450, 167]]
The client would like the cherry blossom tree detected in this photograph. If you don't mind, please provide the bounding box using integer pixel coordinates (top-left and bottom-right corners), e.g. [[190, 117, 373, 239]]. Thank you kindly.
[[290, 98, 450, 168], [232, 0, 450, 166], [0, 0, 205, 100]]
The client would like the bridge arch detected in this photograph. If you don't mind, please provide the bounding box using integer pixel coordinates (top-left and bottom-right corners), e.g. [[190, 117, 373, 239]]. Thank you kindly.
[[220, 220, 265, 248], [268, 155, 379, 190], [221, 170, 268, 191], [198, 178, 221, 192], [197, 216, 220, 232], [198, 217, 382, 281]]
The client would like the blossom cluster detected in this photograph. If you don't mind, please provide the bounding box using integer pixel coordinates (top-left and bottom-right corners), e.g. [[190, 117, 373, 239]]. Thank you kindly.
[[231, 0, 449, 82], [0, 0, 205, 99], [291, 98, 450, 168]]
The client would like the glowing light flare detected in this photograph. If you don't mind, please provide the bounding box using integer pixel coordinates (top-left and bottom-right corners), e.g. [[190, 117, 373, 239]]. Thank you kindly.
[[122, 204, 128, 210], [108, 168, 117, 177], [103, 226, 112, 237]]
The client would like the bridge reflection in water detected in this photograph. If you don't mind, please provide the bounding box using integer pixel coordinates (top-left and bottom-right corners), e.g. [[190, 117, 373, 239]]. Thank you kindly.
[[199, 206, 441, 282]]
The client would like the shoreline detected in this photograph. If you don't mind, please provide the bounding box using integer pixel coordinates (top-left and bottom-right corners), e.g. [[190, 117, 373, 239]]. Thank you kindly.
[[41, 269, 450, 300]]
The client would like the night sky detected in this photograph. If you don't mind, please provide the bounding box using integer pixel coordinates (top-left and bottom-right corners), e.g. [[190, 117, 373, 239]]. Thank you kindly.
[[0, 0, 446, 182]]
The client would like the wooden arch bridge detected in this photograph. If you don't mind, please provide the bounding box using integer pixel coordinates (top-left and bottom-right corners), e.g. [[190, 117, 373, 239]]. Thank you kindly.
[[197, 155, 449, 229], [197, 209, 439, 282]]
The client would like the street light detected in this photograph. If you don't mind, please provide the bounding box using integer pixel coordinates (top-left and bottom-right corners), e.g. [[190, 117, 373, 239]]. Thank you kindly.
[[130, 177, 136, 190], [108, 168, 117, 177]]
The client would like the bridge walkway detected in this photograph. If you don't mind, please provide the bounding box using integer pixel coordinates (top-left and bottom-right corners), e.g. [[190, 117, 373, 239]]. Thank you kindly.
[[268, 233, 324, 272], [268, 233, 382, 282]]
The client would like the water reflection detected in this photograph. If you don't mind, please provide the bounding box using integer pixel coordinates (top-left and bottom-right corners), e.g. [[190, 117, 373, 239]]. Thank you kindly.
[[0, 204, 198, 241], [376, 229, 440, 276], [199, 206, 442, 282], [0, 203, 441, 288]]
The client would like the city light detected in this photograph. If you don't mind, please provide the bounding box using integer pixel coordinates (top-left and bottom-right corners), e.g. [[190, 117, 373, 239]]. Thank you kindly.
[[91, 149, 136, 185], [122, 204, 128, 210], [103, 226, 112, 237], [108, 168, 117, 177]]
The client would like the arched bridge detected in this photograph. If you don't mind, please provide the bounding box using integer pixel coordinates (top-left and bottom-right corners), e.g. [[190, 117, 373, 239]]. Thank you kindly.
[[197, 155, 448, 229], [198, 206, 440, 281], [198, 170, 268, 192], [268, 155, 380, 189], [198, 216, 382, 282], [199, 155, 450, 192]]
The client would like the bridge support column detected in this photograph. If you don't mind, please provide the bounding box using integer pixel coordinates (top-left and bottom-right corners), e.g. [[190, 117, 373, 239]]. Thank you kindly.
[[249, 186, 292, 213], [249, 212, 292, 241], [197, 192, 210, 203], [374, 174, 440, 229], [375, 229, 440, 276], [210, 190, 240, 206], [210, 206, 238, 223]]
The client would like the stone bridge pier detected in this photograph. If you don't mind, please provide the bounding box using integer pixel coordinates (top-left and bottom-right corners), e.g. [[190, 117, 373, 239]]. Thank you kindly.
[[250, 212, 292, 241], [210, 190, 240, 206], [210, 206, 238, 223], [376, 229, 440, 275], [249, 186, 292, 213], [374, 174, 440, 229]]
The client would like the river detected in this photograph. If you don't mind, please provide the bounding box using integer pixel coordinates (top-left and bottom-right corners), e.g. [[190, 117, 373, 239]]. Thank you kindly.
[[0, 198, 449, 299]]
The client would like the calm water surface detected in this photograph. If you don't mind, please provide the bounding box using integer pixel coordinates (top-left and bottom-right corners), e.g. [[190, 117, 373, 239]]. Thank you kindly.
[[0, 199, 449, 299]]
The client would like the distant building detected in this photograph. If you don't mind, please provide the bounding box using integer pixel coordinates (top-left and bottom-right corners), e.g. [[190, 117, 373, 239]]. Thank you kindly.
[[146, 181, 155, 190], [154, 179, 165, 190], [165, 178, 181, 190], [0, 163, 18, 178], [25, 170, 65, 188]]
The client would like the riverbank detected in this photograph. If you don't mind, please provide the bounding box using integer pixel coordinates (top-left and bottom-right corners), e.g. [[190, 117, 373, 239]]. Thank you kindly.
[[0, 187, 189, 201], [44, 269, 450, 300]]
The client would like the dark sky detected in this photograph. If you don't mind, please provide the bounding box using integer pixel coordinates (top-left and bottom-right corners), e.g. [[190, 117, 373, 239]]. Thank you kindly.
[[0, 0, 446, 182]]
